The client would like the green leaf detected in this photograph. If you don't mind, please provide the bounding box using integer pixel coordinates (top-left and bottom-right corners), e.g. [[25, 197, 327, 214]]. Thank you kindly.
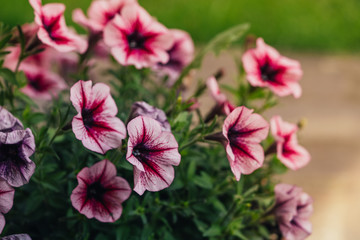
[[203, 225, 222, 237], [270, 155, 288, 174], [194, 171, 213, 189], [232, 230, 249, 240], [0, 68, 17, 86], [16, 71, 28, 88]]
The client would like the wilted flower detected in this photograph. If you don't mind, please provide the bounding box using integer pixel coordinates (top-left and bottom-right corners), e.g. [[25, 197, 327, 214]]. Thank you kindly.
[[154, 29, 194, 85], [128, 101, 171, 131], [274, 184, 313, 240], [21, 65, 67, 100], [73, 0, 136, 33], [70, 80, 126, 154], [222, 106, 269, 181], [242, 38, 303, 98], [126, 116, 181, 195], [71, 159, 131, 223], [29, 0, 88, 53], [103, 4, 174, 69], [270, 116, 310, 170], [0, 181, 15, 233], [206, 76, 235, 115], [0, 234, 31, 240], [0, 108, 36, 187]]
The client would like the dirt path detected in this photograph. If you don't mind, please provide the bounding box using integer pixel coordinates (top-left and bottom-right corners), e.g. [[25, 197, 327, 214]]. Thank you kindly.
[[197, 51, 360, 240]]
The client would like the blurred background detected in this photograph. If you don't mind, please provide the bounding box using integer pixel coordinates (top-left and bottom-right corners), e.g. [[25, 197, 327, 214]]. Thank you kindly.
[[1, 0, 360, 239]]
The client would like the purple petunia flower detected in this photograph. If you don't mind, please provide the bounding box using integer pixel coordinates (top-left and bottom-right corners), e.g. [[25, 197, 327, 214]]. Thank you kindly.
[[274, 183, 313, 240], [1, 234, 32, 240], [70, 80, 126, 154], [153, 29, 194, 86], [0, 108, 36, 187], [128, 101, 171, 132], [70, 159, 131, 223], [0, 107, 23, 132], [126, 116, 181, 195], [0, 180, 15, 233]]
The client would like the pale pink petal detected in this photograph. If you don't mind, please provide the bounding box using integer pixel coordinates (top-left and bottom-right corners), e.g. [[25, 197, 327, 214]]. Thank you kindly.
[[133, 162, 174, 195]]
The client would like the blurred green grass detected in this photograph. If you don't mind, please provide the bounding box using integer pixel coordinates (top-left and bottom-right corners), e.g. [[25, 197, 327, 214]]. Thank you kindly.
[[1, 0, 360, 52]]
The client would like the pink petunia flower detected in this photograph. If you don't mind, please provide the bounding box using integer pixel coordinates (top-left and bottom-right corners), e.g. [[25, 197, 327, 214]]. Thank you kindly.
[[274, 183, 313, 240], [242, 38, 303, 98], [206, 76, 235, 115], [70, 159, 131, 223], [103, 4, 174, 69], [128, 101, 171, 132], [126, 116, 181, 195], [29, 0, 88, 53], [1, 234, 32, 240], [20, 65, 67, 100], [0, 108, 36, 187], [270, 116, 310, 170], [70, 80, 126, 154], [0, 181, 15, 234], [73, 0, 136, 33], [222, 106, 269, 181], [153, 29, 194, 85]]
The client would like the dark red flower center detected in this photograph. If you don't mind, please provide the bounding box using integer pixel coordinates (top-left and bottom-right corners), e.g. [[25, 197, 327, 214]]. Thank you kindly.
[[82, 108, 94, 128], [0, 143, 23, 163], [26, 73, 54, 92], [127, 31, 146, 49], [42, 15, 70, 44], [260, 62, 280, 82], [87, 181, 106, 201]]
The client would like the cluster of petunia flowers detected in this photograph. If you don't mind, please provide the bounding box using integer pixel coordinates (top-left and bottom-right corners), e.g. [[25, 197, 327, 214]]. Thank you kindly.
[[0, 0, 314, 238]]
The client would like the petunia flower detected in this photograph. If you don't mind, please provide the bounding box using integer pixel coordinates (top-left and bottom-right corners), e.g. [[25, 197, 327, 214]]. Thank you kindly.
[[128, 101, 171, 131], [274, 183, 313, 240], [0, 181, 15, 234], [73, 0, 136, 33], [103, 4, 174, 69], [29, 0, 88, 53], [153, 29, 194, 86], [21, 65, 67, 100], [206, 76, 235, 116], [0, 108, 36, 187], [222, 106, 269, 181], [126, 116, 181, 195], [0, 129, 36, 187], [0, 107, 23, 132], [70, 159, 131, 223], [242, 38, 303, 98], [70, 80, 126, 154], [270, 116, 310, 170], [0, 234, 31, 240]]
